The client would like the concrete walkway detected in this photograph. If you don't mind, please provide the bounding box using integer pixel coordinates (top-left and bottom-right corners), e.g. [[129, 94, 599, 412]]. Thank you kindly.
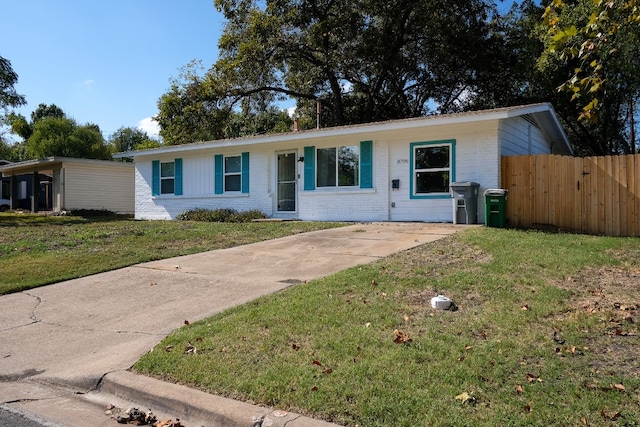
[[0, 222, 464, 426]]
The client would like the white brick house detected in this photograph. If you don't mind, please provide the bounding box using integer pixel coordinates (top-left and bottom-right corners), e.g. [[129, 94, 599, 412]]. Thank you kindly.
[[115, 103, 571, 222]]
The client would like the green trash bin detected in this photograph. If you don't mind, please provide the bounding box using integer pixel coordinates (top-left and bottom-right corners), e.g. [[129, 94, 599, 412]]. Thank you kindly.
[[484, 189, 508, 228]]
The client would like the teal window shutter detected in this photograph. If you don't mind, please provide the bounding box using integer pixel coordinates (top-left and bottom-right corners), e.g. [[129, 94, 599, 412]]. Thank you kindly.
[[303, 146, 315, 190], [174, 158, 183, 195], [214, 154, 223, 194], [360, 140, 373, 189], [152, 160, 160, 196], [241, 152, 250, 194]]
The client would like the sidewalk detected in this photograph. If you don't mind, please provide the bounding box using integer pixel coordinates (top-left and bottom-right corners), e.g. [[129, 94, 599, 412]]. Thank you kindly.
[[0, 222, 464, 426]]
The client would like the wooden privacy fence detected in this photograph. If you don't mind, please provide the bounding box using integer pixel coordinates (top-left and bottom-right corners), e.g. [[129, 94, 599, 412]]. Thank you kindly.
[[501, 154, 640, 237]]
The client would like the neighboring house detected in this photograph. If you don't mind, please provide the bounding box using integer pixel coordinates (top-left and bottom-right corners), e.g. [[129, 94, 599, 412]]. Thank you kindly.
[[114, 103, 571, 223], [0, 157, 134, 214]]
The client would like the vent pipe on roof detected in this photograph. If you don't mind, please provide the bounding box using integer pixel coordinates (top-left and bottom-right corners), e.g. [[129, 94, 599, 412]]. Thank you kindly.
[[316, 100, 321, 129], [293, 117, 300, 132]]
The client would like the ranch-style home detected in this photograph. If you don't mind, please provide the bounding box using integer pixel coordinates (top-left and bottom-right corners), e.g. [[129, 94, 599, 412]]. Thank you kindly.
[[0, 157, 134, 214], [115, 103, 571, 223]]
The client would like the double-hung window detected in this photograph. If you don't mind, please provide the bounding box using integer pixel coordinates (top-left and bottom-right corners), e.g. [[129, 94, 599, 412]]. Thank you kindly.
[[316, 145, 360, 187], [411, 140, 455, 198], [160, 161, 175, 194], [224, 155, 242, 191], [152, 159, 182, 196], [215, 152, 250, 194]]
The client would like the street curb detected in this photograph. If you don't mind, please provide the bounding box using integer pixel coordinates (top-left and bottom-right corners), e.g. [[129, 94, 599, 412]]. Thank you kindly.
[[94, 371, 342, 427]]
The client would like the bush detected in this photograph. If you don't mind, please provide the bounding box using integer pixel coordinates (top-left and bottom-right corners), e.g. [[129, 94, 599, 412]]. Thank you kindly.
[[177, 208, 267, 223]]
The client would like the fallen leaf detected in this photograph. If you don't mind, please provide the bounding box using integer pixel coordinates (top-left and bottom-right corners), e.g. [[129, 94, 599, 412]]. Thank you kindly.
[[455, 392, 475, 404], [164, 345, 174, 352], [521, 305, 529, 311], [523, 404, 533, 413], [611, 383, 626, 391], [403, 314, 410, 322], [292, 343, 300, 351], [312, 360, 323, 366], [311, 386, 318, 392], [566, 346, 577, 354], [323, 368, 333, 374], [393, 329, 411, 344], [371, 279, 377, 286], [184, 320, 190, 326], [515, 384, 524, 394], [465, 345, 472, 351], [184, 343, 196, 354], [580, 417, 587, 425]]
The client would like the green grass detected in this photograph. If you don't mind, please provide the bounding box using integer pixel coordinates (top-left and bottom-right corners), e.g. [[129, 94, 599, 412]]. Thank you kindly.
[[134, 228, 640, 427], [0, 213, 342, 295]]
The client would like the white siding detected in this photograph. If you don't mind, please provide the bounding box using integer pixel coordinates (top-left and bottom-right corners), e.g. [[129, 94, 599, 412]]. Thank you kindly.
[[63, 163, 134, 214]]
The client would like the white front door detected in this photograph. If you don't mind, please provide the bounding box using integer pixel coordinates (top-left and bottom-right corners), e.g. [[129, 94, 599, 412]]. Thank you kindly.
[[277, 151, 297, 212]]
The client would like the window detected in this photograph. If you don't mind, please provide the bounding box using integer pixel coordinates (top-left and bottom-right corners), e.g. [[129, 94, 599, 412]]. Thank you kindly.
[[160, 161, 175, 194], [411, 141, 455, 198], [224, 155, 241, 191], [316, 145, 359, 187], [215, 152, 249, 194], [152, 158, 182, 196]]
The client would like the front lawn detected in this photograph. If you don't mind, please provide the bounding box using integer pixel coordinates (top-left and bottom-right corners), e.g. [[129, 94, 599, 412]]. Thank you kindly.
[[0, 213, 341, 295], [134, 228, 640, 426]]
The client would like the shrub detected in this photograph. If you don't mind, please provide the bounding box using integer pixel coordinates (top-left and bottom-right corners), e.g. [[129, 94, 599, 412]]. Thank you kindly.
[[177, 208, 267, 223]]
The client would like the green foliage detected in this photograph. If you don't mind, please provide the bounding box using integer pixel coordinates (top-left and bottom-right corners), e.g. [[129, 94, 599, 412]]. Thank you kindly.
[[176, 208, 267, 222], [542, 0, 640, 125], [107, 126, 160, 155], [0, 56, 26, 110], [26, 116, 111, 160], [538, 0, 640, 154], [159, 0, 507, 143]]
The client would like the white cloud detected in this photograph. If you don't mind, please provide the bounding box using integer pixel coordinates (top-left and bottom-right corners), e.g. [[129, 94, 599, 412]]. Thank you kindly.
[[83, 79, 95, 88], [286, 106, 297, 117], [137, 117, 160, 138]]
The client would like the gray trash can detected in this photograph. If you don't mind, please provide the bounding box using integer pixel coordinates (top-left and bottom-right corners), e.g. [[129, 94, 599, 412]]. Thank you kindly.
[[450, 181, 480, 224]]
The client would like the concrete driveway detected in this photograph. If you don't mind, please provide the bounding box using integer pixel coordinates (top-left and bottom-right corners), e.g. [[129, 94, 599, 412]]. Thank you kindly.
[[0, 222, 464, 426]]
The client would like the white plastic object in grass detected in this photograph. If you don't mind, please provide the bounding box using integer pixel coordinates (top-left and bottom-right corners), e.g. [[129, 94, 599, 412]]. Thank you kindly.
[[431, 295, 452, 310]]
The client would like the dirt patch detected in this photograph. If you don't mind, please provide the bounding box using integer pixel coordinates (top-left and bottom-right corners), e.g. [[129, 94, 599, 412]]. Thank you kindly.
[[556, 265, 640, 378], [389, 236, 492, 316], [383, 235, 492, 279]]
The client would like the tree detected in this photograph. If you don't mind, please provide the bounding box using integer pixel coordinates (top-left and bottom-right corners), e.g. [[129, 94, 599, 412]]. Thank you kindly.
[[212, 0, 501, 125], [540, 0, 640, 153], [108, 126, 160, 155], [155, 61, 236, 145], [0, 56, 26, 111], [158, 0, 503, 143], [0, 55, 26, 146], [26, 117, 111, 160], [543, 0, 640, 122], [8, 103, 67, 141]]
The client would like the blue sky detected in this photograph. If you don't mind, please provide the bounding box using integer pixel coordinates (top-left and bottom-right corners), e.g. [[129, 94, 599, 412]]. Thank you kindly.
[[3, 1, 225, 140]]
